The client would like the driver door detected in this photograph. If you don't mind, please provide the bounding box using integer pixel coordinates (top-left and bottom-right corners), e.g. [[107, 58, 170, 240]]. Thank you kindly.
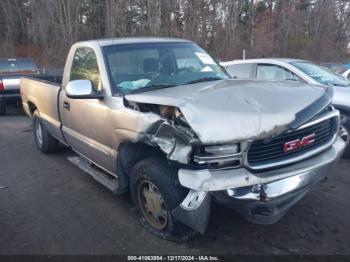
[[60, 47, 114, 173]]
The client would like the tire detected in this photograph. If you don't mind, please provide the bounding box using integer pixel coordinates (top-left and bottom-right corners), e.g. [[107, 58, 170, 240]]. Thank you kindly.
[[32, 110, 60, 153], [340, 113, 350, 158], [129, 157, 192, 242], [0, 100, 6, 115]]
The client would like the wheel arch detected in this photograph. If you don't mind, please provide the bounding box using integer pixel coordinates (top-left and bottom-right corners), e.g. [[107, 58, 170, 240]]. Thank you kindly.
[[27, 101, 38, 116], [115, 141, 166, 194]]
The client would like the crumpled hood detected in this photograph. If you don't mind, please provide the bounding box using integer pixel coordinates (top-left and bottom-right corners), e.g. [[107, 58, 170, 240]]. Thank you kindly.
[[125, 79, 330, 144]]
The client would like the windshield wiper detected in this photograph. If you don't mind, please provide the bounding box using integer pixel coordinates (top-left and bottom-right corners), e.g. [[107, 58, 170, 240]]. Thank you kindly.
[[184, 77, 224, 85], [128, 84, 177, 94]]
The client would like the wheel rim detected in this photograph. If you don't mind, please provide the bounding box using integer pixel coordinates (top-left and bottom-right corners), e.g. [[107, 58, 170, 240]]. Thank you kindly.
[[137, 180, 168, 230], [339, 125, 349, 144], [35, 119, 43, 146]]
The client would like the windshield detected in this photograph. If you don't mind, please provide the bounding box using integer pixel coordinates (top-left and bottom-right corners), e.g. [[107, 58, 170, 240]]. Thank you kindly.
[[292, 62, 350, 87], [103, 42, 229, 94]]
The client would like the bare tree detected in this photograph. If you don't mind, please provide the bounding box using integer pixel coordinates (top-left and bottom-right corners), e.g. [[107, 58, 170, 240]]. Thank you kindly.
[[0, 0, 349, 66]]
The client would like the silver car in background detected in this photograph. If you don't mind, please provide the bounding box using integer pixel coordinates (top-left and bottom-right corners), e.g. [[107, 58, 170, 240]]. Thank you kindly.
[[343, 69, 350, 81], [221, 58, 350, 157]]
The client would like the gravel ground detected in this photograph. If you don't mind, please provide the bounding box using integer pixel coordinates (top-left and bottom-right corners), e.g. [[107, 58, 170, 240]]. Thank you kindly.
[[0, 109, 349, 255]]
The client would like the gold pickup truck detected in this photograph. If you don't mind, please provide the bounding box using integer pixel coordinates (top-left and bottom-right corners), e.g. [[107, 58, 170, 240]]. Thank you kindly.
[[20, 38, 345, 241]]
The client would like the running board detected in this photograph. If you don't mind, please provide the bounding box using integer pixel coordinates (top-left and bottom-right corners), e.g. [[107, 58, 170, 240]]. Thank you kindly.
[[68, 156, 119, 194]]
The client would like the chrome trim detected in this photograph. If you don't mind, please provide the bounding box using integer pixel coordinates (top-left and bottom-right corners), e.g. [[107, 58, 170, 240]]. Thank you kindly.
[[193, 153, 242, 164], [226, 169, 327, 201], [246, 109, 340, 171], [66, 80, 93, 97], [296, 110, 339, 130]]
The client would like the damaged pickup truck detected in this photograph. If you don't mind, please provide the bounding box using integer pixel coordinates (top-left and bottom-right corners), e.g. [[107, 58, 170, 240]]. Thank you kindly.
[[21, 38, 346, 241]]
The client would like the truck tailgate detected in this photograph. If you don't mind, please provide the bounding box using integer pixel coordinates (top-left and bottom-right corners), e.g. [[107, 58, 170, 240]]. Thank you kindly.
[[2, 76, 21, 91]]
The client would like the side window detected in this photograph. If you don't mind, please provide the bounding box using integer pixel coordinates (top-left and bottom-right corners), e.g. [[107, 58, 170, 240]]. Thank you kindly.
[[226, 64, 253, 79], [257, 64, 300, 82], [70, 48, 101, 90], [105, 49, 160, 84]]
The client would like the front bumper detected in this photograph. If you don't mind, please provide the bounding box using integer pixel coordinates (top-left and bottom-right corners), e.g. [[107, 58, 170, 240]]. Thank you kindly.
[[173, 137, 345, 233]]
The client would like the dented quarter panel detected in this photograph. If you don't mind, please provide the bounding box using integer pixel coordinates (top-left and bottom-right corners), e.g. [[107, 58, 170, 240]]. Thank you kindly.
[[107, 97, 162, 142], [104, 97, 164, 169], [126, 79, 327, 144]]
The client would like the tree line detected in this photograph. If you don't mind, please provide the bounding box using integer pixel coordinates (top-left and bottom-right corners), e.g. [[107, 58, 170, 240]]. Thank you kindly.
[[0, 0, 349, 67]]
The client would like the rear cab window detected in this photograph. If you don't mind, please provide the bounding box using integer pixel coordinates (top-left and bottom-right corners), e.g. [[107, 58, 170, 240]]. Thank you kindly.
[[225, 63, 254, 79]]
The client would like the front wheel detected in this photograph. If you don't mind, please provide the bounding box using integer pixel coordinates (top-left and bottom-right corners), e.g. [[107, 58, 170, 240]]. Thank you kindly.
[[129, 157, 191, 241], [32, 110, 60, 153]]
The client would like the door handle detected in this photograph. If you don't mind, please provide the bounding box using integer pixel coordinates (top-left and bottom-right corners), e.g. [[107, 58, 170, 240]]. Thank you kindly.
[[63, 101, 70, 110]]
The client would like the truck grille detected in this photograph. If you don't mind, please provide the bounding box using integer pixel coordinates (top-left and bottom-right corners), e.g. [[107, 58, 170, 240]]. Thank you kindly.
[[247, 116, 337, 169]]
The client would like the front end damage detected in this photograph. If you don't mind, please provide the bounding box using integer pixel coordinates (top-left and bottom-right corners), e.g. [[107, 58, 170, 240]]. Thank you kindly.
[[124, 80, 345, 234], [176, 135, 344, 231]]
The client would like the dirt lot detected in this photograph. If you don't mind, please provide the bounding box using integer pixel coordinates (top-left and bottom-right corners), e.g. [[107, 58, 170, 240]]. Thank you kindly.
[[0, 109, 350, 255]]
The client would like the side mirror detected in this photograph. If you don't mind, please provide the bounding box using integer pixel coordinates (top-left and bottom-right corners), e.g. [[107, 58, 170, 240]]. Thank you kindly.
[[65, 80, 104, 99]]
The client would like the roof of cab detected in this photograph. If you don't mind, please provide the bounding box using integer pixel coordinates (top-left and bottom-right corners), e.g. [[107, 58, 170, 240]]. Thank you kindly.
[[221, 58, 311, 66], [76, 37, 192, 47]]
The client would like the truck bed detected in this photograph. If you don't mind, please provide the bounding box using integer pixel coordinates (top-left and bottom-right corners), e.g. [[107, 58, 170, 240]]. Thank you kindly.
[[20, 77, 63, 140], [1, 74, 62, 96]]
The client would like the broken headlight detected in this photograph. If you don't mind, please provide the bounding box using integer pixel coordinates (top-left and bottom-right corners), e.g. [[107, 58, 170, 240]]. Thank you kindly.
[[193, 144, 242, 168]]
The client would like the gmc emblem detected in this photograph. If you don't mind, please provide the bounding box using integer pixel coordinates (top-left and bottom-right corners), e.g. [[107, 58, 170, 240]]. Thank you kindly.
[[283, 133, 316, 153]]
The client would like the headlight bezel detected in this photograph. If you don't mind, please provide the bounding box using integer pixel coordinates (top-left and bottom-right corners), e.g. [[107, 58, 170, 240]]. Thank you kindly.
[[192, 143, 243, 168]]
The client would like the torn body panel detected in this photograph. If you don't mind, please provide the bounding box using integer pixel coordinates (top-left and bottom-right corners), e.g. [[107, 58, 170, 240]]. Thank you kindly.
[[148, 122, 196, 164], [122, 98, 199, 164]]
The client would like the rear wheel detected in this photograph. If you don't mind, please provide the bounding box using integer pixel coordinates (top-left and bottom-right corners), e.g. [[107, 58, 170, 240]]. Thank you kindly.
[[340, 113, 350, 158], [0, 100, 6, 115], [32, 110, 60, 153], [129, 157, 191, 241]]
